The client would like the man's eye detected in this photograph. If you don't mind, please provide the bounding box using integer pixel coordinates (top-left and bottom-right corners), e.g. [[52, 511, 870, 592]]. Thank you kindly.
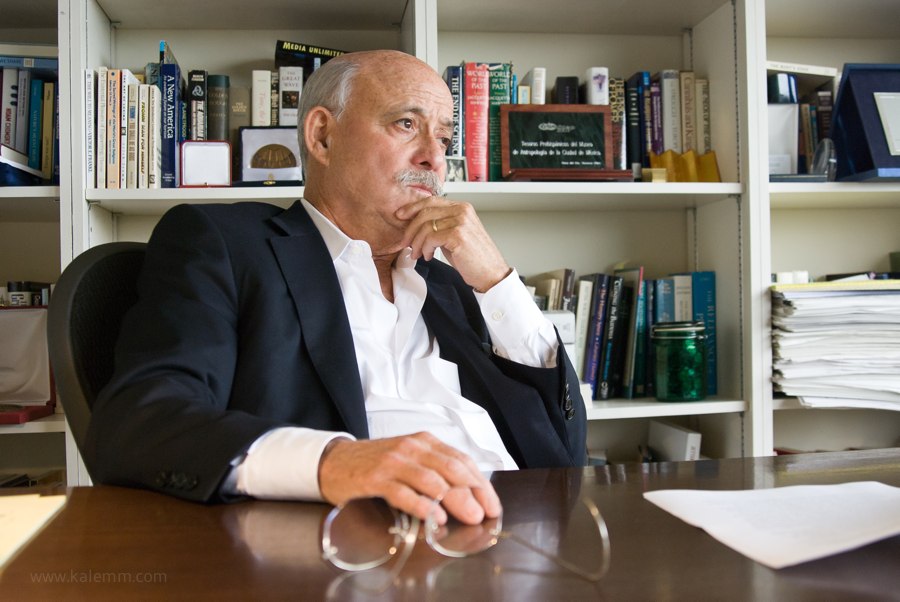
[[398, 118, 414, 129], [440, 137, 452, 149]]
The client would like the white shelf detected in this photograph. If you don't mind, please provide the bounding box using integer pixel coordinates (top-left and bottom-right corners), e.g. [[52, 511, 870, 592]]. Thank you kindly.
[[586, 398, 745, 421], [86, 187, 303, 215], [769, 183, 900, 210], [0, 192, 60, 222], [0, 414, 67, 435]]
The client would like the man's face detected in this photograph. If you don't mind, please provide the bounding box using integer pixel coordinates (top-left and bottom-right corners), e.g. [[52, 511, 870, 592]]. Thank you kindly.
[[322, 57, 454, 249]]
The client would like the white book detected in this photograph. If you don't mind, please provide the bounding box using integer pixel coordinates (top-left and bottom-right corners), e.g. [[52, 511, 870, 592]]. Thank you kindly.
[[648, 420, 701, 461], [695, 78, 711, 155], [654, 69, 682, 153], [14, 68, 30, 153], [251, 70, 271, 126], [516, 84, 531, 104], [521, 67, 546, 104], [573, 278, 595, 380], [583, 66, 609, 105], [277, 66, 303, 126], [125, 82, 139, 188], [119, 69, 139, 187], [96, 66, 108, 189], [679, 71, 696, 152], [137, 83, 150, 189], [670, 273, 693, 322], [1, 67, 17, 148], [147, 83, 161, 189], [84, 69, 96, 189]]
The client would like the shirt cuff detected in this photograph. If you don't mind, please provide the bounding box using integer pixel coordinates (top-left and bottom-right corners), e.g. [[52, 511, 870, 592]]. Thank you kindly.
[[234, 427, 355, 501], [474, 268, 558, 367]]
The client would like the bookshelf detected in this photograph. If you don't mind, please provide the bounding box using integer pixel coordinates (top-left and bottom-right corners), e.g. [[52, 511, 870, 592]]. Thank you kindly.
[[764, 0, 900, 454], [30, 0, 894, 482], [0, 30, 65, 483]]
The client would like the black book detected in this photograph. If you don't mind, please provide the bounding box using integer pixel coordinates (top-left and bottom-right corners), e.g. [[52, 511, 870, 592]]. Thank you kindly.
[[553, 76, 580, 104]]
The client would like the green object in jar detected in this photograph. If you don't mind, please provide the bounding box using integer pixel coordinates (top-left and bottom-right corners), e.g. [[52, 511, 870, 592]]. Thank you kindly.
[[652, 321, 707, 401]]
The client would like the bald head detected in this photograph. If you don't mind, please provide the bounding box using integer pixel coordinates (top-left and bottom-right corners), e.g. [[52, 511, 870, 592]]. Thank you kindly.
[[297, 50, 447, 173]]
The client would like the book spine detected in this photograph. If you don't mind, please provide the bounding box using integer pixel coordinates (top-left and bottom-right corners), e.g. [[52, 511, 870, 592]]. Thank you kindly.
[[488, 62, 511, 181], [695, 78, 711, 155], [188, 69, 208, 140], [691, 270, 717, 396], [650, 81, 663, 155], [653, 277, 675, 323], [553, 76, 580, 104], [573, 278, 594, 381], [28, 77, 44, 171], [126, 82, 139, 188], [207, 75, 230, 141], [120, 69, 138, 187], [52, 87, 59, 183], [269, 70, 279, 126], [679, 70, 696, 152], [1, 67, 17, 148], [615, 267, 644, 399], [582, 274, 611, 398], [277, 66, 303, 127], [159, 62, 183, 188], [583, 67, 609, 105], [40, 81, 54, 180], [250, 70, 271, 126], [96, 66, 107, 189], [671, 273, 693, 321], [148, 84, 161, 188], [463, 62, 489, 182], [228, 86, 250, 179], [643, 279, 656, 397], [656, 70, 682, 153], [598, 276, 625, 400], [137, 84, 149, 189], [632, 280, 648, 397], [14, 68, 30, 153], [609, 77, 626, 171], [624, 74, 643, 170], [523, 67, 546, 105], [105, 68, 120, 188], [0, 55, 59, 70], [443, 64, 463, 157]]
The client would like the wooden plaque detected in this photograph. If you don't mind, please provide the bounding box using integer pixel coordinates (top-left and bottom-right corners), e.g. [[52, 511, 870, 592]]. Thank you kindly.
[[500, 104, 633, 181]]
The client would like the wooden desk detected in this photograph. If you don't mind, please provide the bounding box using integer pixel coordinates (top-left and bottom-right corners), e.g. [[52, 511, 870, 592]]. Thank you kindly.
[[2, 449, 899, 600]]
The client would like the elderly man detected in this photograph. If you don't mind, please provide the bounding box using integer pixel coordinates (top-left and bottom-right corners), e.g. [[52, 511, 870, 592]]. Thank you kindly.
[[86, 50, 586, 525]]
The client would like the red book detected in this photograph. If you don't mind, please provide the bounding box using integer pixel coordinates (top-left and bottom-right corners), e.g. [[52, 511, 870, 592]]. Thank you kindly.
[[462, 62, 489, 182]]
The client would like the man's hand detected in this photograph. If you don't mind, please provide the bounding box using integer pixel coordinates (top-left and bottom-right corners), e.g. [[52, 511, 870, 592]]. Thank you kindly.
[[318, 432, 502, 525], [396, 198, 511, 293]]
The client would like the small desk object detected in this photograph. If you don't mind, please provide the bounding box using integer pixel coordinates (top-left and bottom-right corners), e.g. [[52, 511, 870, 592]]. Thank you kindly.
[[2, 449, 899, 600]]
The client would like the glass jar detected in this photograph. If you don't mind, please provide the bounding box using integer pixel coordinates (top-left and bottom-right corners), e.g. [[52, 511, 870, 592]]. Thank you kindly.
[[652, 321, 707, 401]]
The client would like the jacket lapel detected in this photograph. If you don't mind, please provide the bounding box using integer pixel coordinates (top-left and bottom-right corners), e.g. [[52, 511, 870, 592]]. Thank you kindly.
[[268, 202, 369, 438]]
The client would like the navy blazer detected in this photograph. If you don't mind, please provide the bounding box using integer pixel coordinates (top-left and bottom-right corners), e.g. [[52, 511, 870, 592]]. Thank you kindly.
[[86, 201, 586, 502]]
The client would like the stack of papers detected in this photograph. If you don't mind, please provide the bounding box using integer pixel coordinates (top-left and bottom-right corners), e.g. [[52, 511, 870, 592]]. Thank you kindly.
[[771, 280, 900, 411]]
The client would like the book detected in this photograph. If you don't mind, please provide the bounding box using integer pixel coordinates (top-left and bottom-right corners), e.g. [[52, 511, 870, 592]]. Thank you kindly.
[[487, 62, 512, 181], [625, 71, 648, 171], [159, 61, 185, 188], [648, 420, 701, 461], [520, 67, 546, 104], [462, 61, 489, 182], [608, 77, 626, 171], [649, 80, 663, 155], [695, 78, 711, 155], [573, 278, 595, 380], [0, 54, 58, 72], [690, 270, 717, 396], [653, 277, 675, 323], [40, 81, 54, 181], [228, 86, 250, 179], [671, 273, 693, 321], [516, 84, 531, 104], [277, 65, 303, 127], [1, 67, 17, 148], [137, 83, 149, 188], [118, 69, 139, 187], [125, 82, 139, 188], [442, 64, 464, 157], [614, 266, 644, 399], [597, 275, 627, 400], [274, 39, 345, 82], [1, 142, 43, 184], [582, 67, 609, 105], [251, 70, 271, 126], [14, 68, 30, 153], [810, 88, 832, 143], [653, 69, 682, 153], [207, 74, 229, 141], [679, 70, 696, 152], [526, 268, 574, 312], [27, 76, 44, 171], [147, 83, 161, 188], [105, 68, 121, 188], [579, 273, 611, 398], [269, 69, 279, 126], [96, 66, 107, 189], [188, 69, 207, 140], [552, 76, 580, 104]]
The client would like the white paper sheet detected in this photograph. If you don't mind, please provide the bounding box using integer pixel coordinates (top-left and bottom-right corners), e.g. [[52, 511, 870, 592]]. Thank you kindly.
[[643, 481, 900, 569], [0, 494, 66, 567]]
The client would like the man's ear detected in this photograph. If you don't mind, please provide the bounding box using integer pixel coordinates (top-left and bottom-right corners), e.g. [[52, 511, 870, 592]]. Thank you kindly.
[[304, 106, 334, 166]]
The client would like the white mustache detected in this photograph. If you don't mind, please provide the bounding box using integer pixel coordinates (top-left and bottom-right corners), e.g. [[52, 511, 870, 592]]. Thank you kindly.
[[397, 170, 444, 197]]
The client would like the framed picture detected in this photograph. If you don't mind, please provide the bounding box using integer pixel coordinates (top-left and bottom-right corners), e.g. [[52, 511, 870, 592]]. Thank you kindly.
[[445, 156, 467, 182], [239, 126, 303, 184]]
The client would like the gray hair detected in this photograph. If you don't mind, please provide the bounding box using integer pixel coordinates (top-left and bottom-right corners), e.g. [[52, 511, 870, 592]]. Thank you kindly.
[[296, 56, 361, 175]]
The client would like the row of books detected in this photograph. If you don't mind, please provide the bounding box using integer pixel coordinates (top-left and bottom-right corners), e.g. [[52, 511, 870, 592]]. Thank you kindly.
[[443, 62, 713, 183], [0, 54, 59, 184], [87, 39, 344, 189], [526, 267, 717, 401]]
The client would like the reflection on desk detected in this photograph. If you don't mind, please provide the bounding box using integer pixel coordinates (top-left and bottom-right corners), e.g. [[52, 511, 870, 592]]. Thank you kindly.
[[2, 449, 899, 600]]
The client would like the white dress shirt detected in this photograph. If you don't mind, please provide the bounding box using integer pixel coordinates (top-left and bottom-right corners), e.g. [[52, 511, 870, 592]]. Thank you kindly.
[[233, 200, 558, 500]]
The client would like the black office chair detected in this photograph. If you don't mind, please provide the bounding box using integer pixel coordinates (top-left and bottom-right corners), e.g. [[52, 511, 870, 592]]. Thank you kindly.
[[47, 242, 146, 473]]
